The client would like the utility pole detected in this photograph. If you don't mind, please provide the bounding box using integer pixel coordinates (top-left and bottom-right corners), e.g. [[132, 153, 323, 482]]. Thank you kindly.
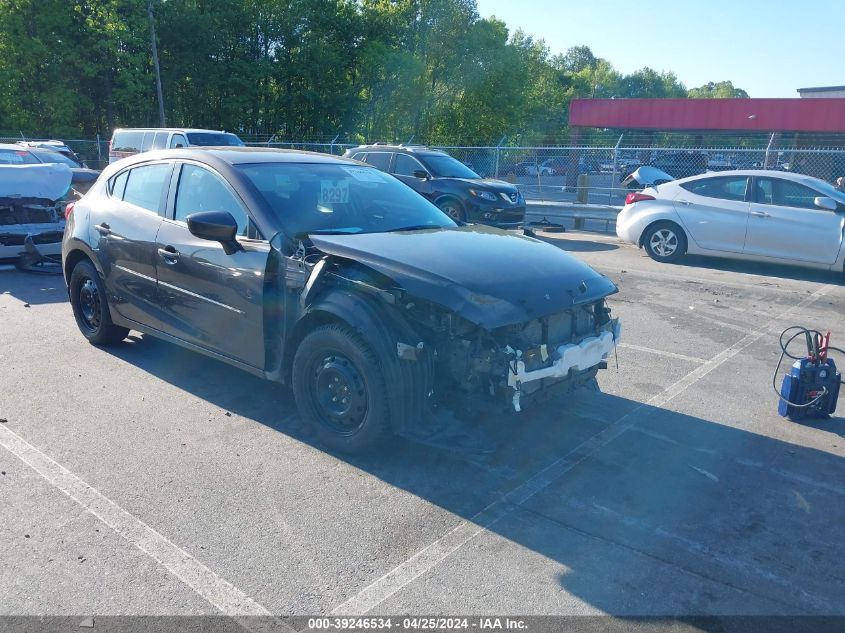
[[147, 0, 166, 127]]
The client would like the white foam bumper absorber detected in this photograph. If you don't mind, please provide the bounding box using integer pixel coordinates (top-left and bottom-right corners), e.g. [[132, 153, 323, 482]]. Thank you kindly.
[[508, 329, 618, 389]]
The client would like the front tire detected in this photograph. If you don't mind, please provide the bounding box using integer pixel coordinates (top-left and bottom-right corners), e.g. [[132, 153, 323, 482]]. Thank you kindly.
[[68, 260, 129, 345], [292, 324, 391, 453], [437, 198, 466, 222], [642, 221, 687, 263]]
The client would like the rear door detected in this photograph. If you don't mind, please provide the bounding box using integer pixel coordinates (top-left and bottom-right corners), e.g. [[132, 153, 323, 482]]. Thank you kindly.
[[154, 162, 269, 368], [674, 175, 751, 253], [744, 177, 844, 265], [89, 161, 173, 324]]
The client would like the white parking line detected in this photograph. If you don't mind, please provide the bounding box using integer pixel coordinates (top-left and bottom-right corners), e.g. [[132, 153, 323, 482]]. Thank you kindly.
[[0, 424, 272, 617], [618, 342, 706, 364], [331, 283, 835, 615]]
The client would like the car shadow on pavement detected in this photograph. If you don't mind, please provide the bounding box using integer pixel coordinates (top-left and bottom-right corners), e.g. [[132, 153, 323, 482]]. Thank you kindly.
[[102, 332, 845, 616], [674, 255, 845, 285], [0, 268, 67, 305]]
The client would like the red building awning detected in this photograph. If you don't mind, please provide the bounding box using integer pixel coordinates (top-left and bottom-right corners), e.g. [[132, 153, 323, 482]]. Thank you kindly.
[[569, 98, 845, 133]]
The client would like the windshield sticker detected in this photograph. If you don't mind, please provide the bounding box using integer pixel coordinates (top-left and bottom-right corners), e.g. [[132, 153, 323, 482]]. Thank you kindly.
[[320, 179, 350, 204], [341, 166, 386, 183]]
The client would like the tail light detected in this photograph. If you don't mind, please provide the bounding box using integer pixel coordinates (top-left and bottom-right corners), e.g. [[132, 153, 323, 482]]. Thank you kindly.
[[64, 201, 75, 220], [624, 192, 656, 205]]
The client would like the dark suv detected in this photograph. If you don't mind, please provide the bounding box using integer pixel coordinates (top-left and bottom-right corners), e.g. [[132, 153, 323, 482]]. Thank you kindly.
[[343, 144, 525, 227]]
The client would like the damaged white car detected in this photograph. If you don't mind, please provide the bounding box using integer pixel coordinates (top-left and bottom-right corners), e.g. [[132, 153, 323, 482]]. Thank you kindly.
[[0, 155, 71, 266]]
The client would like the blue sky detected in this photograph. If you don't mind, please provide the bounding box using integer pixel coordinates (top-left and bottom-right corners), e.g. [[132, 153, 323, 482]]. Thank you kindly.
[[475, 0, 841, 98]]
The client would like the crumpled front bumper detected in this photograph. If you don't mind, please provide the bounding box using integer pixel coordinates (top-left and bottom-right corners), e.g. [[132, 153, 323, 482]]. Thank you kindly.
[[506, 318, 621, 411]]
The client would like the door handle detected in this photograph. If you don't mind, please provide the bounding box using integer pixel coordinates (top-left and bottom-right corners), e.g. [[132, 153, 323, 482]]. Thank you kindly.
[[95, 222, 111, 235], [677, 199, 691, 205], [158, 246, 180, 263], [751, 210, 771, 218]]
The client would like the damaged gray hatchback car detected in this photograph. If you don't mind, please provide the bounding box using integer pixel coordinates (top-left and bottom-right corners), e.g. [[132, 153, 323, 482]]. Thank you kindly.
[[63, 148, 620, 452]]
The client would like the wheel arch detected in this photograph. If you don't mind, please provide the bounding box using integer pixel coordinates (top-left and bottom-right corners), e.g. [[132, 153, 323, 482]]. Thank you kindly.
[[63, 240, 102, 287], [433, 194, 464, 210], [287, 289, 431, 433], [638, 216, 687, 248]]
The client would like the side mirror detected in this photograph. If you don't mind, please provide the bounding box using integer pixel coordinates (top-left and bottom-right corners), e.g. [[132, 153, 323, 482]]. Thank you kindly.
[[173, 143, 185, 148], [413, 170, 430, 180], [814, 196, 838, 211], [186, 210, 241, 254]]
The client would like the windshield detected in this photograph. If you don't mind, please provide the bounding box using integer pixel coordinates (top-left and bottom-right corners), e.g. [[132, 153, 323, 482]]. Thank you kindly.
[[421, 154, 480, 179], [30, 149, 80, 167], [0, 149, 40, 165], [238, 162, 456, 237], [186, 132, 244, 147]]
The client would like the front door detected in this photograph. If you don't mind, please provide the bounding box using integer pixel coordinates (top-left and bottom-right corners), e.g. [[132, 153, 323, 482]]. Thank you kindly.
[[673, 175, 751, 253], [154, 163, 269, 368], [89, 161, 172, 324], [391, 153, 434, 198], [744, 177, 844, 265]]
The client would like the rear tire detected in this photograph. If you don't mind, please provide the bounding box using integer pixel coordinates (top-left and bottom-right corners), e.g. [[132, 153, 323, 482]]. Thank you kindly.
[[69, 259, 129, 345], [292, 324, 391, 453], [642, 221, 687, 263]]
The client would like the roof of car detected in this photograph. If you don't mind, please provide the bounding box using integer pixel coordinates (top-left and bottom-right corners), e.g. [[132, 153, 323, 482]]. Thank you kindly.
[[111, 128, 240, 134], [683, 169, 822, 183], [0, 143, 30, 151], [349, 144, 446, 155], [113, 147, 357, 167]]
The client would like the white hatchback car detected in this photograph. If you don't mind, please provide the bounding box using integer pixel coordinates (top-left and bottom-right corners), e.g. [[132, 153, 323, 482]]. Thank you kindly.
[[616, 170, 845, 273]]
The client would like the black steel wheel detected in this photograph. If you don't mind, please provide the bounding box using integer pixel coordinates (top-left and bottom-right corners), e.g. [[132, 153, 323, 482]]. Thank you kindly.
[[292, 324, 391, 453], [69, 259, 129, 345]]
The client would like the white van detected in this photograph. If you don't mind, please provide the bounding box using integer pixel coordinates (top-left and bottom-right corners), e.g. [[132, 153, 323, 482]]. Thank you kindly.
[[108, 128, 244, 164]]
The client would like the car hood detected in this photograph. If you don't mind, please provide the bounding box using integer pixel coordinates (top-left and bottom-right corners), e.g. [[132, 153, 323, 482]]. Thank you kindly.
[[441, 177, 519, 193], [308, 225, 617, 329]]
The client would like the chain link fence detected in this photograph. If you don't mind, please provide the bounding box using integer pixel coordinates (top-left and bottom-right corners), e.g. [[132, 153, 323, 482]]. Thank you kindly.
[[428, 145, 845, 205], [6, 134, 845, 208]]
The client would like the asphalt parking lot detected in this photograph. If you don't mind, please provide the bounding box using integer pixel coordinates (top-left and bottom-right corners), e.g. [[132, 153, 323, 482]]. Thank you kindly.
[[1, 233, 844, 618]]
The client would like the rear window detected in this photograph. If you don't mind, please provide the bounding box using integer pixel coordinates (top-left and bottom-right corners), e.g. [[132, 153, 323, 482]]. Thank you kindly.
[[680, 176, 748, 201], [110, 170, 129, 198], [0, 149, 40, 165], [120, 163, 171, 214], [151, 131, 169, 150], [29, 149, 79, 167], [364, 152, 392, 171], [111, 131, 143, 153], [186, 132, 244, 147]]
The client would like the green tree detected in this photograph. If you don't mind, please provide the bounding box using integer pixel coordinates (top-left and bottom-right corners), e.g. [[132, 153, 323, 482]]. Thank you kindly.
[[688, 80, 749, 98], [557, 45, 597, 73], [618, 67, 686, 98]]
